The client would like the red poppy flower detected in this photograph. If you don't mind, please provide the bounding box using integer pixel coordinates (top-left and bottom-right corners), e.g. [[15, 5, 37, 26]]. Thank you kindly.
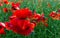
[[49, 11, 57, 17], [49, 11, 60, 20], [3, 0, 9, 4], [32, 11, 41, 22], [13, 8, 32, 19], [0, 22, 5, 34], [12, 2, 20, 10], [3, 8, 8, 13]]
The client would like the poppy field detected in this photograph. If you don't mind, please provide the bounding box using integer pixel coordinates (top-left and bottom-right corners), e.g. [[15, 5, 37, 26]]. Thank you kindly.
[[0, 0, 60, 38]]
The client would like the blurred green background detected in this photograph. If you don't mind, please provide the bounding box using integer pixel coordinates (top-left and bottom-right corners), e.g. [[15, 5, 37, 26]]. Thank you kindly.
[[0, 0, 60, 38]]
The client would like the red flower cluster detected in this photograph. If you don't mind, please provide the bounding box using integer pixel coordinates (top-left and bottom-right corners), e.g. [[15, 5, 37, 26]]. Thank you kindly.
[[0, 1, 48, 35], [50, 11, 60, 20], [5, 8, 36, 36], [0, 0, 60, 37], [0, 6, 48, 35]]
